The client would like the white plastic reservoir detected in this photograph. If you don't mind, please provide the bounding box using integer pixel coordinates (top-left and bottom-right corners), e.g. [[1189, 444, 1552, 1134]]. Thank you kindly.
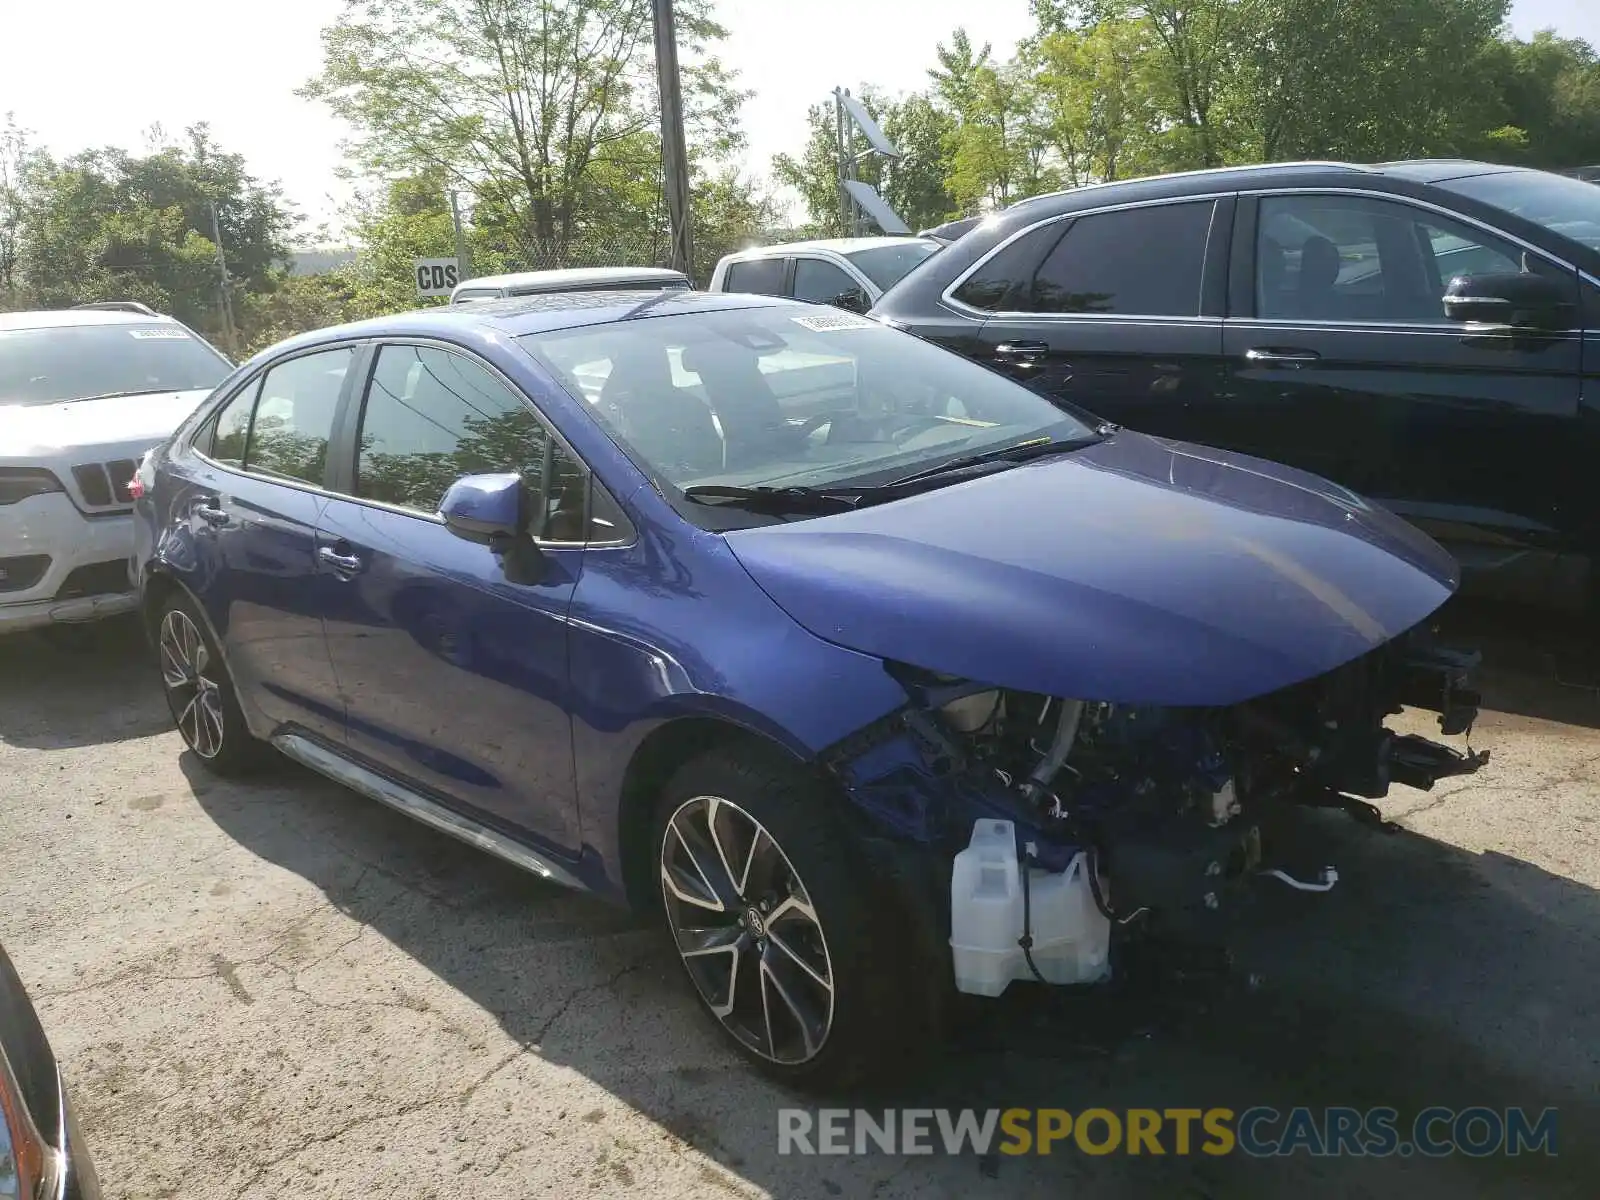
[[949, 819, 1111, 997]]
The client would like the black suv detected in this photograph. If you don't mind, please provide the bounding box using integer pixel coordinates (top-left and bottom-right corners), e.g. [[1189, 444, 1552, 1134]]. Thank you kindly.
[[873, 161, 1600, 613]]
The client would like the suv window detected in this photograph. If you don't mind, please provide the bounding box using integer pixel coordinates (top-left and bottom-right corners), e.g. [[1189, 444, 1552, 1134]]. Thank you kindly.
[[725, 257, 786, 295], [1030, 201, 1213, 315], [355, 344, 588, 539], [792, 258, 860, 304], [1255, 194, 1564, 322], [231, 347, 353, 486], [951, 222, 1069, 312]]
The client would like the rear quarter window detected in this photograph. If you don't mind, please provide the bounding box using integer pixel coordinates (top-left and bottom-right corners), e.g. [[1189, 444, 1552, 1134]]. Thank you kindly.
[[724, 258, 786, 295]]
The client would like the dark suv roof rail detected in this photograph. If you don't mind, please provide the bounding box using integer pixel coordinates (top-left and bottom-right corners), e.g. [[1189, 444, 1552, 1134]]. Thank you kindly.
[[71, 301, 161, 317]]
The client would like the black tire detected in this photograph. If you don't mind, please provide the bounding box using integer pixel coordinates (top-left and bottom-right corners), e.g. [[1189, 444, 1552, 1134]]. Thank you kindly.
[[154, 593, 268, 777], [653, 743, 933, 1091]]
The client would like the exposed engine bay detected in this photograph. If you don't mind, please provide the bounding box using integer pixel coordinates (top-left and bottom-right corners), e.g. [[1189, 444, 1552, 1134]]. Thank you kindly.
[[824, 626, 1488, 995]]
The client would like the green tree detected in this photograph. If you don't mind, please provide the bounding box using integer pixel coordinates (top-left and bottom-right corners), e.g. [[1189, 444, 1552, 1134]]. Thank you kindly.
[[10, 125, 295, 335], [0, 114, 33, 302], [930, 30, 1049, 210], [880, 94, 959, 229], [1027, 18, 1162, 185], [1242, 0, 1508, 162], [691, 169, 778, 281], [1479, 30, 1600, 167], [302, 0, 747, 264], [771, 88, 954, 234]]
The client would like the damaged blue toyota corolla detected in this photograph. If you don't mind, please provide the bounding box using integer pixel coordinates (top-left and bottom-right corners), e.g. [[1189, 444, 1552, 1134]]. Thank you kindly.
[[131, 291, 1485, 1087]]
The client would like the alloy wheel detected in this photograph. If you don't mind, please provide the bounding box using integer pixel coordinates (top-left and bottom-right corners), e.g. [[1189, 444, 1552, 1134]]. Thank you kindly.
[[660, 795, 835, 1065], [159, 609, 225, 760]]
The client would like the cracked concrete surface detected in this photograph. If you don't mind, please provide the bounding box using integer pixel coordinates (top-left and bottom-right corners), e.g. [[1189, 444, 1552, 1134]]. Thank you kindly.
[[2, 612, 1599, 1198]]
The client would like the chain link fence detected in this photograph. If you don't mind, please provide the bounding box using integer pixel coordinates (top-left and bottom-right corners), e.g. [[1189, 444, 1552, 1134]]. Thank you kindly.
[[480, 230, 672, 279], [481, 225, 772, 287]]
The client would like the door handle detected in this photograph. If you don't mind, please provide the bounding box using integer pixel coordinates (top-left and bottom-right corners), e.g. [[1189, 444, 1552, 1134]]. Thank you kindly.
[[317, 546, 365, 576], [994, 340, 1050, 360], [194, 500, 229, 527], [1244, 347, 1321, 368], [992, 340, 1056, 369]]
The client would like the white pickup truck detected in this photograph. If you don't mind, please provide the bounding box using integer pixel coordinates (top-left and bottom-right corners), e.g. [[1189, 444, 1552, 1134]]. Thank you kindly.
[[0, 305, 230, 635]]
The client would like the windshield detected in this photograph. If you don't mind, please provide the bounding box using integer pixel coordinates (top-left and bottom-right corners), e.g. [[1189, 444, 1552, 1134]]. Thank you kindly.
[[844, 240, 940, 290], [520, 307, 1092, 497], [1437, 171, 1600, 252], [0, 322, 231, 406]]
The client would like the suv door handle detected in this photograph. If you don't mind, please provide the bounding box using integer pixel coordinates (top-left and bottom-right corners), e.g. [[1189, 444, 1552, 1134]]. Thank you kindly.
[[1244, 347, 1321, 368], [993, 340, 1051, 370], [194, 500, 229, 527], [317, 546, 365, 576]]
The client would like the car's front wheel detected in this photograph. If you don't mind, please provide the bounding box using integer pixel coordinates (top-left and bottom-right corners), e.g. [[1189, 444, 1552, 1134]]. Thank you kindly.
[[655, 745, 929, 1089], [156, 595, 265, 776]]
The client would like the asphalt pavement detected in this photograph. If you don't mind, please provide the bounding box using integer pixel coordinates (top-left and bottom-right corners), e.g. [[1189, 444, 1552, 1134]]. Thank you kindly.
[[0, 609, 1596, 1199]]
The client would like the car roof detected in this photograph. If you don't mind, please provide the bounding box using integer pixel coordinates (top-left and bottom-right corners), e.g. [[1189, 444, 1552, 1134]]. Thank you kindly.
[[1002, 161, 1384, 216], [0, 308, 181, 331], [1370, 159, 1526, 184], [262, 288, 797, 356], [454, 266, 690, 294], [998, 159, 1545, 220], [727, 236, 935, 260]]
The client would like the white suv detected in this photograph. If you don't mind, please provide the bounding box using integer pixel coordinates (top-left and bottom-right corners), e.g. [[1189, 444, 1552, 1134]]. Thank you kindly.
[[708, 237, 941, 310], [0, 305, 231, 635]]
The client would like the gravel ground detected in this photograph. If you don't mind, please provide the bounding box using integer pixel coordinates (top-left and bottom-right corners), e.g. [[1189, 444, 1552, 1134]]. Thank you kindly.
[[1, 610, 1597, 1199]]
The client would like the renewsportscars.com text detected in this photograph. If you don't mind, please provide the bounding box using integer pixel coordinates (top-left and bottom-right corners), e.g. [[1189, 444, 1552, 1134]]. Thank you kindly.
[[777, 1106, 1558, 1158]]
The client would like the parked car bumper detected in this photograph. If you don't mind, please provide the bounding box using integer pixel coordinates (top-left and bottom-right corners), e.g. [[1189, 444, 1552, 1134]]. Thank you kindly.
[[1, 942, 102, 1200], [0, 494, 137, 634]]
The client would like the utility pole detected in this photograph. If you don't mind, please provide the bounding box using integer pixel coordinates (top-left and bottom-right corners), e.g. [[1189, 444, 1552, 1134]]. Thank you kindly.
[[208, 198, 237, 357], [835, 88, 850, 236], [448, 189, 472, 282], [653, 0, 694, 277]]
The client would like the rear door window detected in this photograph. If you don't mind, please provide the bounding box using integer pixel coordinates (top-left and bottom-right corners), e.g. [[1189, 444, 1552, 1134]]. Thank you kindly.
[[1029, 201, 1213, 316], [791, 258, 860, 305], [724, 257, 787, 295], [951, 222, 1068, 312]]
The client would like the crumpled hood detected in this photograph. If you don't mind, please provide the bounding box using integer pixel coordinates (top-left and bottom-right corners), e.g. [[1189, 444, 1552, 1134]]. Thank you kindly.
[[0, 390, 212, 458], [724, 432, 1458, 706]]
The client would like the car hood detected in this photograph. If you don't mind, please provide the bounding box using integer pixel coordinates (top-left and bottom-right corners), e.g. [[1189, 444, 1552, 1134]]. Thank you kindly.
[[0, 389, 212, 458], [724, 432, 1459, 706]]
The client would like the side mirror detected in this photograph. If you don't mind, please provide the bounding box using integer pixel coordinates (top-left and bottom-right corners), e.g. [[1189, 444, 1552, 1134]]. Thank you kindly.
[[1442, 272, 1572, 330], [439, 473, 526, 546], [830, 288, 871, 314]]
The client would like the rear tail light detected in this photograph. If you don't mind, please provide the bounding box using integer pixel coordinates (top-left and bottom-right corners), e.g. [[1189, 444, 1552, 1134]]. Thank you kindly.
[[0, 1049, 62, 1200], [129, 450, 157, 501], [0, 469, 64, 507]]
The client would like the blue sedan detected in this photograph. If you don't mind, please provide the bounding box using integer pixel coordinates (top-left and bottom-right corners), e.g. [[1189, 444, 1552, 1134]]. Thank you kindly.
[[131, 290, 1484, 1086]]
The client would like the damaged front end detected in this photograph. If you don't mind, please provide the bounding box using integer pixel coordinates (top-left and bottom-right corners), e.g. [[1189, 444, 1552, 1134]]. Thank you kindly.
[[822, 625, 1488, 997]]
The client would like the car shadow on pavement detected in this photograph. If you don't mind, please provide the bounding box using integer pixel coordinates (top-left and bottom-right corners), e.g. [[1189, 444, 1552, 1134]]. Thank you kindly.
[[182, 748, 1600, 1200], [0, 618, 172, 750], [1439, 598, 1600, 730]]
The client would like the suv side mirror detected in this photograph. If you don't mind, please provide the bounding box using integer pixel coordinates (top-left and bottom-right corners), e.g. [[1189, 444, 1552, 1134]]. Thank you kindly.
[[440, 473, 526, 545], [830, 288, 871, 314], [1443, 272, 1572, 330]]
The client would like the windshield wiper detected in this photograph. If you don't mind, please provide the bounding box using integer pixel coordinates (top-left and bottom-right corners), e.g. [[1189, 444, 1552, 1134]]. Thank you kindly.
[[683, 484, 877, 514], [685, 426, 1116, 515], [64, 387, 176, 404], [888, 429, 1110, 486]]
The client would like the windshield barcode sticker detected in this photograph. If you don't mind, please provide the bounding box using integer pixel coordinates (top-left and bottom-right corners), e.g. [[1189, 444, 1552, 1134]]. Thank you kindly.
[[790, 312, 877, 332], [129, 329, 191, 339]]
